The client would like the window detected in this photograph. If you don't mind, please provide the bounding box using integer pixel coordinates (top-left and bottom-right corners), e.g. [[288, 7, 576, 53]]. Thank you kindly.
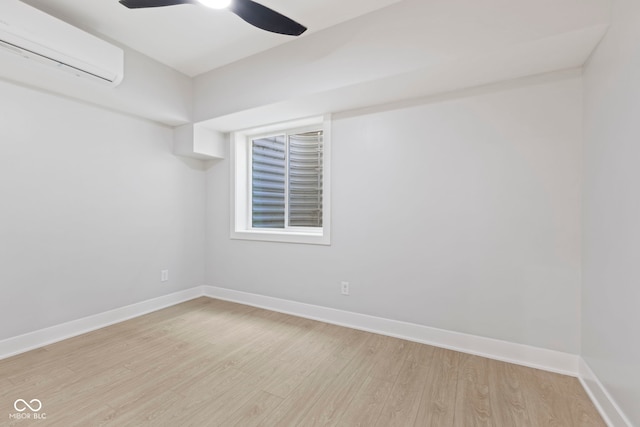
[[231, 116, 331, 245], [252, 130, 323, 229]]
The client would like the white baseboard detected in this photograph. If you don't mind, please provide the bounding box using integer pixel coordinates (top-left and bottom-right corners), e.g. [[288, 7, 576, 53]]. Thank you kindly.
[[579, 358, 633, 427], [203, 285, 579, 376], [0, 287, 204, 360]]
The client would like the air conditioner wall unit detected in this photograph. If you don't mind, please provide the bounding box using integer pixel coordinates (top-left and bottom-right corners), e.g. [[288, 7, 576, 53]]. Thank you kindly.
[[0, 0, 124, 86]]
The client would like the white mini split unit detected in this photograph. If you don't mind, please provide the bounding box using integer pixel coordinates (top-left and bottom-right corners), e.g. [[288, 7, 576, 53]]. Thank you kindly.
[[0, 0, 124, 86]]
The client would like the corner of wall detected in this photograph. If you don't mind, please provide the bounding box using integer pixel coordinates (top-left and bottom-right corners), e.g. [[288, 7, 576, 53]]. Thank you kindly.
[[579, 358, 633, 427]]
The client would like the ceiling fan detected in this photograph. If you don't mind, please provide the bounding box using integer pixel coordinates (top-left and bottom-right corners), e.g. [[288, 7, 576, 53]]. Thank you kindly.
[[119, 0, 307, 36]]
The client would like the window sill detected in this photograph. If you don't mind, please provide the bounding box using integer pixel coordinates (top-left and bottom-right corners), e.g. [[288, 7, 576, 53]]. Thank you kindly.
[[230, 229, 330, 245]]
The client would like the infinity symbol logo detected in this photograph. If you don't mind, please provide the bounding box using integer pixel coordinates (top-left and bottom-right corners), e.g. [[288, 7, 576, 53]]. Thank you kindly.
[[14, 399, 42, 412]]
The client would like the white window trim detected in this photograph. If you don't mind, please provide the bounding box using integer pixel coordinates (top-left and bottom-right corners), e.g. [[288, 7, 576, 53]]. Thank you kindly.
[[230, 115, 331, 245]]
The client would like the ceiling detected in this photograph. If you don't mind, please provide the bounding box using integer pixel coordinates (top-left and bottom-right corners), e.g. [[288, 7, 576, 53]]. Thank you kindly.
[[3, 0, 612, 128], [21, 0, 403, 77]]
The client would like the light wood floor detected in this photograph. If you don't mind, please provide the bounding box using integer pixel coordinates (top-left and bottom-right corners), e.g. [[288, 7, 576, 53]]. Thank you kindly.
[[1, 297, 604, 426]]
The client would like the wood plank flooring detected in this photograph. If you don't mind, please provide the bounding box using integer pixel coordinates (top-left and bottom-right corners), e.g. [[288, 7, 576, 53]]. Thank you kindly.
[[0, 297, 605, 426]]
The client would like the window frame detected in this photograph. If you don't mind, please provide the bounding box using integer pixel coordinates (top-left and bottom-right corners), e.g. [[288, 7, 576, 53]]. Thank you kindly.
[[230, 115, 331, 245]]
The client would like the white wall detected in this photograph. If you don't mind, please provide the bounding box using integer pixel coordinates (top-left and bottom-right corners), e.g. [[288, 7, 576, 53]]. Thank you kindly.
[[582, 0, 640, 424], [206, 71, 583, 354], [0, 79, 206, 341]]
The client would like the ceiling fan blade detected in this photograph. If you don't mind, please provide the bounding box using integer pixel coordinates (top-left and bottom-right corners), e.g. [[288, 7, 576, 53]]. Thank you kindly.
[[119, 0, 193, 9], [229, 0, 307, 36]]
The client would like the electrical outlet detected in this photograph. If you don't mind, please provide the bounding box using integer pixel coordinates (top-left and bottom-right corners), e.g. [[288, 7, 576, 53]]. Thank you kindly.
[[161, 270, 169, 282], [341, 281, 350, 296]]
